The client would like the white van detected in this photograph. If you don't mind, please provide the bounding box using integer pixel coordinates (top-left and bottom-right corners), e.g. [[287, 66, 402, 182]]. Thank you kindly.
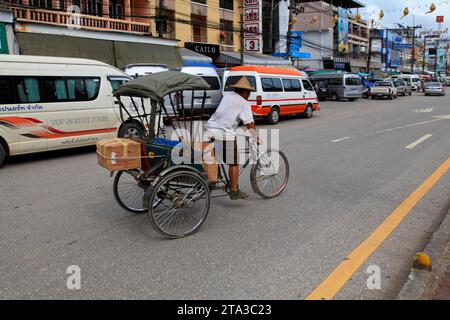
[[0, 55, 136, 167], [223, 66, 319, 124], [123, 63, 169, 78], [178, 63, 223, 115], [388, 74, 421, 91]]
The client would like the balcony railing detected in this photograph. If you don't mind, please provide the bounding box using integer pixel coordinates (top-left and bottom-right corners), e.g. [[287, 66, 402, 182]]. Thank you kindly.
[[9, 5, 151, 35]]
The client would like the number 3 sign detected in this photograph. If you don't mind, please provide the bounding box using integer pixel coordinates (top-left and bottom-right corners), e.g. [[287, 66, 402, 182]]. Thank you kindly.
[[245, 39, 260, 52]]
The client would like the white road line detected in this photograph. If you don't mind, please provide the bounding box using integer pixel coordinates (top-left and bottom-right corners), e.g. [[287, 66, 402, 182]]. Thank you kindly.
[[376, 119, 440, 134], [331, 137, 351, 143], [405, 134, 433, 150], [412, 108, 434, 113]]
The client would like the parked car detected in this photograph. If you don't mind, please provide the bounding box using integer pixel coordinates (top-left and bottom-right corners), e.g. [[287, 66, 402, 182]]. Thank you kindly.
[[392, 79, 412, 96], [310, 72, 363, 101], [0, 55, 136, 167], [224, 66, 319, 124], [439, 76, 450, 86], [370, 81, 398, 99], [424, 81, 446, 96], [124, 63, 169, 78]]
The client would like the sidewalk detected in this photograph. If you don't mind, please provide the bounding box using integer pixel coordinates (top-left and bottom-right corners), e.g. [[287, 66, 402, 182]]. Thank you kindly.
[[398, 207, 450, 300]]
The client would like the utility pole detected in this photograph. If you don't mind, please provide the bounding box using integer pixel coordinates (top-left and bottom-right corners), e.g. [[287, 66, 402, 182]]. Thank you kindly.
[[422, 39, 426, 74], [410, 27, 416, 73], [157, 0, 163, 38], [240, 8, 245, 66], [269, 0, 275, 53], [366, 19, 374, 73], [409, 25, 422, 73], [287, 0, 301, 63], [435, 38, 440, 76]]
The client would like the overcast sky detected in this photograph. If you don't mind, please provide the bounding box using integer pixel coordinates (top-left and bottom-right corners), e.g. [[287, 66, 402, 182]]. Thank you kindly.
[[350, 0, 450, 33]]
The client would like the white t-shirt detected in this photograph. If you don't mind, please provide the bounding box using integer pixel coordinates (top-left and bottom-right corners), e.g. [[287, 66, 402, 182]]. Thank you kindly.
[[205, 93, 254, 140]]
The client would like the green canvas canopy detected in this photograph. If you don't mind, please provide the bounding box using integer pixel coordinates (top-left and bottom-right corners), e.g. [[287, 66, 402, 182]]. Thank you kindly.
[[113, 71, 211, 101]]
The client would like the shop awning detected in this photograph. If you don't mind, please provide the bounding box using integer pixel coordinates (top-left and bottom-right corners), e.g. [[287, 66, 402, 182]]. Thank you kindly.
[[16, 32, 183, 70], [179, 48, 213, 64], [215, 52, 293, 67]]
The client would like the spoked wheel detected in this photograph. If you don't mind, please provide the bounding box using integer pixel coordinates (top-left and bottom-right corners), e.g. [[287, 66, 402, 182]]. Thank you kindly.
[[148, 170, 210, 239], [250, 150, 289, 199], [113, 170, 150, 214]]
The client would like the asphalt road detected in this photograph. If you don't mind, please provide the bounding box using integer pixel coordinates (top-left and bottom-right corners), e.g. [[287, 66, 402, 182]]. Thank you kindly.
[[1, 93, 450, 300]]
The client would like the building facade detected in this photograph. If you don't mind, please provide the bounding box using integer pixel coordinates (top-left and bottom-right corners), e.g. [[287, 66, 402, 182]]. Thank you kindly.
[[289, 0, 380, 72]]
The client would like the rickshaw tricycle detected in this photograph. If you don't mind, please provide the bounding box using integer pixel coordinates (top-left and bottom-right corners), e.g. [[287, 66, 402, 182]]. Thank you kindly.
[[110, 72, 289, 238]]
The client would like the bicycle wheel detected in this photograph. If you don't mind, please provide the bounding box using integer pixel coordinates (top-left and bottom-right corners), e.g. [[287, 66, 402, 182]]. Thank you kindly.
[[148, 170, 210, 239], [113, 170, 150, 214], [250, 150, 289, 199]]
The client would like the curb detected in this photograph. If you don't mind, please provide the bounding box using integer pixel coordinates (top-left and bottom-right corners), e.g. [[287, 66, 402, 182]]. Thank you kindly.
[[397, 207, 450, 300]]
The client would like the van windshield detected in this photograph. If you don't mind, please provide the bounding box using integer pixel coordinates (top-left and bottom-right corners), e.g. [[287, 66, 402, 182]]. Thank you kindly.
[[345, 77, 361, 86], [202, 76, 221, 90], [224, 76, 257, 91], [400, 78, 412, 84]]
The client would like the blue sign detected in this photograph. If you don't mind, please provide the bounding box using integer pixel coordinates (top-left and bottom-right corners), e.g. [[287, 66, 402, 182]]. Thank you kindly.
[[394, 37, 403, 44], [291, 52, 312, 59], [394, 44, 412, 50], [289, 31, 303, 54], [272, 52, 312, 59]]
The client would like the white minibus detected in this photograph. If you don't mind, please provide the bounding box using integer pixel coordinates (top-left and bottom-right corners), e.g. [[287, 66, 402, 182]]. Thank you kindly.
[[0, 55, 138, 167]]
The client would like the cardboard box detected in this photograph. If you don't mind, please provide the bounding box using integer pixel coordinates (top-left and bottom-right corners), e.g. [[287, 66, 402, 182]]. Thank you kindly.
[[97, 138, 142, 171]]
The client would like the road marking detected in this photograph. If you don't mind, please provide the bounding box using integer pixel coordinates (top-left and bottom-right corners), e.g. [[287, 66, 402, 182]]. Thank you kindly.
[[412, 108, 434, 113], [376, 115, 450, 134], [331, 137, 351, 143], [405, 134, 433, 150], [305, 156, 450, 300]]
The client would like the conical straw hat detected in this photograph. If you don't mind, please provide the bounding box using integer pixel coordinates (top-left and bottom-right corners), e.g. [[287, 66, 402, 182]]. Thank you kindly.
[[227, 76, 256, 91]]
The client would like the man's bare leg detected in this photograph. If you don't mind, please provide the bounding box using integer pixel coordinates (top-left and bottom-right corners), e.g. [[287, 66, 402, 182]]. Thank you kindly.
[[230, 164, 239, 192], [229, 164, 248, 200]]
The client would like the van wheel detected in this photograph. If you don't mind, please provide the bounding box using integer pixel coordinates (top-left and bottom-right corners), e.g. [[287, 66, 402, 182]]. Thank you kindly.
[[331, 93, 339, 101], [303, 104, 314, 119], [267, 108, 280, 125], [0, 143, 6, 168], [118, 122, 146, 139]]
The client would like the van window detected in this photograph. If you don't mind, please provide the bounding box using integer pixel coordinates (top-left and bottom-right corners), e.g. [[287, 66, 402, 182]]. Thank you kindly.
[[15, 77, 41, 103], [302, 80, 314, 91], [345, 77, 361, 86], [224, 76, 256, 91], [262, 78, 283, 92], [44, 78, 68, 102], [328, 78, 343, 85], [282, 79, 302, 92], [67, 78, 100, 101], [108, 76, 130, 91], [202, 76, 221, 90], [0, 77, 14, 104]]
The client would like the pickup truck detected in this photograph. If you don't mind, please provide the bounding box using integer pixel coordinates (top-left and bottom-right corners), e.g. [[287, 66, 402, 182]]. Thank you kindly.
[[370, 81, 398, 100]]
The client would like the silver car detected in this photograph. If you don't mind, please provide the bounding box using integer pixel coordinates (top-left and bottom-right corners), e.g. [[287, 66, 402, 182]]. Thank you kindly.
[[424, 81, 446, 96], [393, 79, 412, 96]]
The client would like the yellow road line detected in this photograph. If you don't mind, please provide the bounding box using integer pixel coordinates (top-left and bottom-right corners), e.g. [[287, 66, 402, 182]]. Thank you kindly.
[[306, 156, 450, 300]]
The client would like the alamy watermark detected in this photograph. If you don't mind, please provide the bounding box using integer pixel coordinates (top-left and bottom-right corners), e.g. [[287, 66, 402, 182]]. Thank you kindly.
[[366, 265, 381, 290], [66, 265, 81, 290], [66, 6, 82, 30]]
